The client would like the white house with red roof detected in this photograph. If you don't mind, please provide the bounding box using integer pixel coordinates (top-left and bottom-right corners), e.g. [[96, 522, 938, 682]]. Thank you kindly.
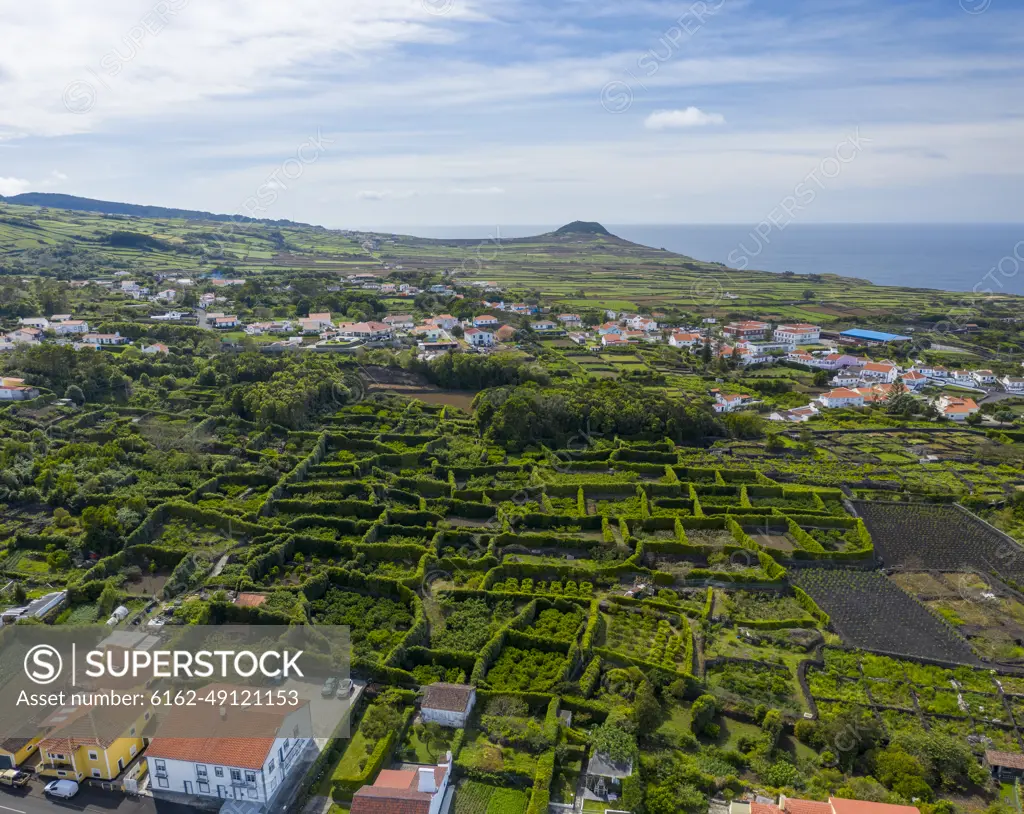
[[818, 388, 866, 409], [472, 315, 499, 328], [774, 323, 821, 345], [937, 394, 980, 421], [10, 327, 43, 345], [349, 754, 452, 814], [0, 377, 40, 401], [464, 327, 494, 347], [859, 361, 900, 382], [54, 319, 90, 336], [710, 390, 755, 413], [558, 313, 582, 326], [900, 370, 928, 389], [723, 320, 769, 340], [598, 322, 624, 336], [146, 692, 312, 803], [601, 333, 627, 347], [433, 314, 459, 330], [669, 331, 702, 349]]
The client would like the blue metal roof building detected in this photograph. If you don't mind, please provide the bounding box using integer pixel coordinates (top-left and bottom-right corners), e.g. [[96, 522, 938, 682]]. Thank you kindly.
[[840, 328, 912, 343]]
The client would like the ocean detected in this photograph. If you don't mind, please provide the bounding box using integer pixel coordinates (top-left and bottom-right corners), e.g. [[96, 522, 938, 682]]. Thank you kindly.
[[394, 223, 1024, 296]]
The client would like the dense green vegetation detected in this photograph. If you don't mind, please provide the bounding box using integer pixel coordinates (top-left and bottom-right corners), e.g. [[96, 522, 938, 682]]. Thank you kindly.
[[2, 201, 1024, 814]]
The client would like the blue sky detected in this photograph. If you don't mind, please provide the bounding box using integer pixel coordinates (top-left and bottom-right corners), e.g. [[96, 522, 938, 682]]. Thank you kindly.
[[0, 0, 1022, 228]]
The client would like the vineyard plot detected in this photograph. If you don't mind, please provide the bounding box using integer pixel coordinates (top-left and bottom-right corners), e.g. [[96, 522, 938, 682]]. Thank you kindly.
[[792, 569, 978, 664], [855, 501, 1024, 579]]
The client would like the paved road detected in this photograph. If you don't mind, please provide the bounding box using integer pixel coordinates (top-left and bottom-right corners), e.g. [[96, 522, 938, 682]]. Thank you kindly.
[[0, 785, 196, 814]]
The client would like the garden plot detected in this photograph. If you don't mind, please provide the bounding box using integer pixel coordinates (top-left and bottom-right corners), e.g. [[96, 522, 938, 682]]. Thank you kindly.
[[792, 569, 978, 664], [453, 781, 530, 814], [705, 659, 805, 716], [721, 590, 814, 624], [600, 604, 689, 669], [483, 646, 569, 692], [855, 501, 1024, 578], [430, 595, 518, 652], [309, 586, 415, 662], [742, 522, 796, 554]]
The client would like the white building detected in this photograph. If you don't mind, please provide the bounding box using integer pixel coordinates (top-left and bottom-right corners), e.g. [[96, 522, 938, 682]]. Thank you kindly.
[[18, 317, 49, 330], [152, 311, 188, 322], [421, 683, 476, 728], [146, 698, 312, 804], [9, 327, 42, 345], [1001, 376, 1024, 394], [774, 324, 821, 345], [938, 395, 980, 421], [669, 331, 702, 349], [768, 405, 819, 423], [213, 316, 240, 329], [82, 332, 130, 346], [558, 314, 582, 326], [350, 755, 451, 814], [0, 377, 40, 401], [627, 315, 658, 332], [808, 353, 860, 371], [859, 361, 900, 383], [383, 315, 415, 330], [464, 328, 494, 347], [532, 320, 558, 331], [818, 388, 866, 409], [830, 372, 863, 388], [473, 315, 499, 328], [711, 390, 755, 414], [901, 370, 928, 389], [153, 289, 177, 302], [54, 320, 89, 336], [972, 369, 997, 385]]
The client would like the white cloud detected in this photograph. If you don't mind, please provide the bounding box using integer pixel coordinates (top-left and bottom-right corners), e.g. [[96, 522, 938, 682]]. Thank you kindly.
[[644, 107, 725, 130], [0, 177, 31, 196], [50, 170, 68, 181], [449, 186, 504, 195], [357, 189, 418, 200]]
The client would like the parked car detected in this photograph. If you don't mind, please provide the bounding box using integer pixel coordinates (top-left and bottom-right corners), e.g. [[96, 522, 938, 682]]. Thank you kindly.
[[0, 770, 29, 788], [44, 780, 79, 799], [336, 678, 353, 698], [321, 676, 338, 697]]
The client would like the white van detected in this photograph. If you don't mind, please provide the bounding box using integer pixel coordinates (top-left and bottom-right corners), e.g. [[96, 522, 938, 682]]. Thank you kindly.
[[44, 779, 79, 799]]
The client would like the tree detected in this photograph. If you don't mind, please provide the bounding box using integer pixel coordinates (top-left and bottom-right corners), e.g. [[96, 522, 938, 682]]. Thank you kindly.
[[701, 340, 712, 368], [64, 384, 85, 405], [761, 708, 784, 748], [590, 722, 638, 764], [690, 694, 717, 735], [12, 583, 27, 604], [633, 680, 661, 732], [803, 289, 816, 301], [360, 702, 403, 743], [98, 580, 120, 616], [724, 411, 765, 440], [766, 434, 785, 453]]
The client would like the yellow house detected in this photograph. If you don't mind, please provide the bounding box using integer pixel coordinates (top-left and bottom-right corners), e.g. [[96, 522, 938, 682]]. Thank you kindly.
[[38, 704, 151, 782], [0, 735, 43, 769]]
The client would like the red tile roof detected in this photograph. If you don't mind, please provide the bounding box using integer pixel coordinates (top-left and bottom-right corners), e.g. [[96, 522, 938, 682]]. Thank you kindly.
[[828, 796, 919, 814], [234, 593, 267, 608], [783, 799, 833, 814], [752, 804, 783, 814]]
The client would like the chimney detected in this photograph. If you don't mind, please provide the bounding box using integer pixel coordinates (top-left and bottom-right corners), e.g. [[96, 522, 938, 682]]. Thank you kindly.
[[417, 767, 437, 794]]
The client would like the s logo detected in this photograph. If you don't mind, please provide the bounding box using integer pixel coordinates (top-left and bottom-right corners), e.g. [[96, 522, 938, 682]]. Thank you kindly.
[[24, 645, 63, 685]]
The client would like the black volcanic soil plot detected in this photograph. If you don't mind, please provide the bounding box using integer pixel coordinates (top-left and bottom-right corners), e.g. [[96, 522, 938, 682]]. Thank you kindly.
[[792, 569, 978, 664], [854, 501, 1024, 578]]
